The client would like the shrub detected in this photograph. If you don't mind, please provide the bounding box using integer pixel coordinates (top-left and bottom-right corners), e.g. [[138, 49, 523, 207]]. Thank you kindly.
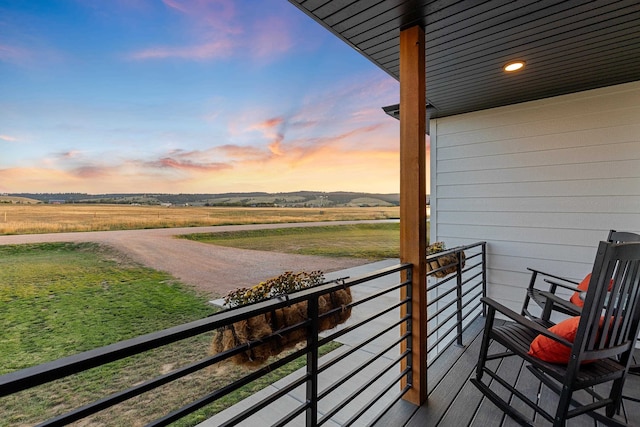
[[223, 271, 325, 307]]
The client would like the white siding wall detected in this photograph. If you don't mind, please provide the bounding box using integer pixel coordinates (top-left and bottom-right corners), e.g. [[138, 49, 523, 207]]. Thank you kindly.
[[430, 81, 640, 313]]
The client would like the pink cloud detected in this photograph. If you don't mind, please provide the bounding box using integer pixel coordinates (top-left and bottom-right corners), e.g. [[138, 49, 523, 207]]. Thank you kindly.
[[0, 135, 18, 142], [72, 166, 111, 179], [245, 117, 285, 154], [148, 157, 232, 172], [127, 0, 241, 61], [56, 150, 83, 159], [130, 40, 234, 60], [130, 0, 295, 62], [258, 117, 284, 128], [250, 16, 293, 58], [216, 144, 268, 161], [231, 76, 396, 163], [163, 0, 238, 33], [0, 44, 32, 65]]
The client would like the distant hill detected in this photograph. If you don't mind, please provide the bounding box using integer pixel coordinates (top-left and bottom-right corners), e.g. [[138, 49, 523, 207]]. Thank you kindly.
[[0, 195, 41, 204], [8, 192, 402, 207]]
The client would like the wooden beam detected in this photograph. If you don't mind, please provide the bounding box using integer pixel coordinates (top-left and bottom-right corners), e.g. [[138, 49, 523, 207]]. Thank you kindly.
[[399, 24, 427, 405]]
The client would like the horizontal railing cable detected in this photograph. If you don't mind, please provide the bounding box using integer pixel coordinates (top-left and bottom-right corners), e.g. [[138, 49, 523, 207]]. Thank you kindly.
[[426, 283, 458, 305], [318, 350, 411, 426], [315, 298, 409, 345], [318, 316, 410, 373], [148, 344, 311, 427], [341, 362, 411, 427], [318, 333, 410, 402], [217, 372, 310, 427]]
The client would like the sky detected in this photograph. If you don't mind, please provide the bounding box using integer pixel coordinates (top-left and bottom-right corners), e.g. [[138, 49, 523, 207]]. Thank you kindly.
[[0, 0, 426, 195]]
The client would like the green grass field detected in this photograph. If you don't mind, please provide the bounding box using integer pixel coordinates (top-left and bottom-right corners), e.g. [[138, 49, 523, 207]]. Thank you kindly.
[[0, 242, 216, 372], [0, 223, 401, 426], [0, 242, 222, 426], [181, 222, 401, 260]]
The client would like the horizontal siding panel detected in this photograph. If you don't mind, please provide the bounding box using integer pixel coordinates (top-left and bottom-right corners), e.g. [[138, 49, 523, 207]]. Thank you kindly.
[[435, 107, 640, 148], [436, 177, 640, 198], [438, 141, 640, 172], [436, 196, 640, 215], [438, 106, 640, 148], [489, 274, 583, 311], [490, 270, 587, 302], [490, 254, 592, 279], [486, 280, 533, 308], [434, 81, 640, 135], [437, 238, 594, 265], [487, 241, 596, 265], [436, 224, 606, 247], [436, 124, 640, 161], [437, 159, 640, 185], [435, 211, 639, 232]]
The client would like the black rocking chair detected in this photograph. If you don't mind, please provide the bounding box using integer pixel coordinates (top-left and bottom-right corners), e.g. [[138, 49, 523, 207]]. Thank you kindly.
[[521, 230, 640, 323], [472, 241, 640, 426]]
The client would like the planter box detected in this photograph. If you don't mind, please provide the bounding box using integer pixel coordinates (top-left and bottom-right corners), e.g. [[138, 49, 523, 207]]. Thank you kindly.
[[211, 288, 352, 366], [427, 245, 466, 278]]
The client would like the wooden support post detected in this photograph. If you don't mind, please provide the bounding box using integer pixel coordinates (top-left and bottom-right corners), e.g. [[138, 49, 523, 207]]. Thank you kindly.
[[399, 24, 427, 405]]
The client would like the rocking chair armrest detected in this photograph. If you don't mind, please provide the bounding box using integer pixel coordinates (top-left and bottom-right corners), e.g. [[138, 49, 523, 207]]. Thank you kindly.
[[481, 297, 574, 347], [537, 289, 582, 315], [542, 278, 580, 293], [526, 268, 580, 286]]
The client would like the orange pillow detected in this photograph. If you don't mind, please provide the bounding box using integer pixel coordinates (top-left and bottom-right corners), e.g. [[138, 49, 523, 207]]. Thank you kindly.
[[528, 316, 581, 364], [569, 274, 592, 307], [569, 273, 614, 307]]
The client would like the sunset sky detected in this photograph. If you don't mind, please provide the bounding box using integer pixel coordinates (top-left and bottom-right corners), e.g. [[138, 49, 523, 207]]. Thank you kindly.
[[0, 0, 431, 195]]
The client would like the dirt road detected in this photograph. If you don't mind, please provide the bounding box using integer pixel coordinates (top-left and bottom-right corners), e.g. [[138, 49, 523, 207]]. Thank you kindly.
[[0, 221, 389, 297]]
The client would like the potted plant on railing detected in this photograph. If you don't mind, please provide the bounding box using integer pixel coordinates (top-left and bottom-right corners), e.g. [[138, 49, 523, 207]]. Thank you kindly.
[[210, 271, 352, 366], [427, 242, 466, 278]]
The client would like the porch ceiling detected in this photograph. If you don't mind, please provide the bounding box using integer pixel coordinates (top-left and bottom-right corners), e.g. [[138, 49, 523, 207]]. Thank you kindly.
[[289, 0, 640, 119]]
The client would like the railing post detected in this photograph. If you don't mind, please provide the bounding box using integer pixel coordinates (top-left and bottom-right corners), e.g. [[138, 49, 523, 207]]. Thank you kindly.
[[455, 250, 464, 346], [306, 296, 320, 426], [481, 242, 487, 318], [406, 266, 413, 387]]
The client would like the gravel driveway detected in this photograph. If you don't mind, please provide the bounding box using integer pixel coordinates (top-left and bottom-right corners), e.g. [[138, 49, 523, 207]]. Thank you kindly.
[[0, 221, 389, 297]]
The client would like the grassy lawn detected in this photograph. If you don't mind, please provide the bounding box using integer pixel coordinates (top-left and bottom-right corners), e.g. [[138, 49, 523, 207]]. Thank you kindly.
[[0, 242, 215, 372], [0, 242, 222, 425], [180, 222, 401, 260], [0, 238, 355, 426]]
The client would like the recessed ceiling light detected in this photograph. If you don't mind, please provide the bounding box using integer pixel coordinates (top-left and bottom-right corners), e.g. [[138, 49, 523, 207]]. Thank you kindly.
[[503, 61, 525, 72]]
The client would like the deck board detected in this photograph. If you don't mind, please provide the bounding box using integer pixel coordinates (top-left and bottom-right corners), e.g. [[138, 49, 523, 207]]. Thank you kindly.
[[470, 341, 522, 426], [378, 316, 640, 427], [503, 362, 540, 427], [406, 318, 488, 426]]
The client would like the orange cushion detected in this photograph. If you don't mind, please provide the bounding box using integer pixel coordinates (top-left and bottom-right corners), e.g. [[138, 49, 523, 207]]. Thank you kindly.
[[569, 274, 592, 307], [528, 316, 607, 364], [528, 316, 581, 364], [569, 273, 614, 307]]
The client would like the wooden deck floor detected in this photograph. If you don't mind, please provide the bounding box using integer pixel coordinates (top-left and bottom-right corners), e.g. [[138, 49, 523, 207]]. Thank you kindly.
[[378, 317, 640, 427]]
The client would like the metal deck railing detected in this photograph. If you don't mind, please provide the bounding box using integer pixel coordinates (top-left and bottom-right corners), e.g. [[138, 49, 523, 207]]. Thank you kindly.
[[0, 243, 487, 426], [426, 242, 487, 369]]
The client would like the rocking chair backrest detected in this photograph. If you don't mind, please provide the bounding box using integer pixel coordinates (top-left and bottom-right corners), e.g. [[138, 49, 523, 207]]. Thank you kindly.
[[608, 229, 640, 244], [573, 241, 640, 363]]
